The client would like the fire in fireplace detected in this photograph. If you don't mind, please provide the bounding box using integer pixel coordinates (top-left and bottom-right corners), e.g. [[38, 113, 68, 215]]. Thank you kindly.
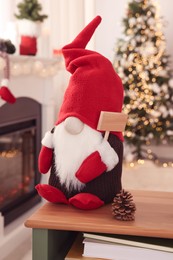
[[0, 97, 41, 225]]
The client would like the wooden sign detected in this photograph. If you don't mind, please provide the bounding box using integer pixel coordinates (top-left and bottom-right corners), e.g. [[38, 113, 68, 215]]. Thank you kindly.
[[97, 111, 128, 140]]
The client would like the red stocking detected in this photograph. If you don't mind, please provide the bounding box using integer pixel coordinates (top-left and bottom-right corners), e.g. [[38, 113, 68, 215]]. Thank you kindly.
[[0, 86, 16, 104]]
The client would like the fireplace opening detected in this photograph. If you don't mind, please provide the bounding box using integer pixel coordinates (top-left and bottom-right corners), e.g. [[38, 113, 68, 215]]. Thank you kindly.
[[0, 97, 42, 225]]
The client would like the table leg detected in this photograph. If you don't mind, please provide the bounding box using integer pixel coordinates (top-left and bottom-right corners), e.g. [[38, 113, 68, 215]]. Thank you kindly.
[[32, 228, 76, 260]]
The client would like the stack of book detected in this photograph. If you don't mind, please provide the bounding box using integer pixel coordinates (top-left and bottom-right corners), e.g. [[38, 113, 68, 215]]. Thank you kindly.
[[66, 232, 173, 260], [82, 233, 173, 260]]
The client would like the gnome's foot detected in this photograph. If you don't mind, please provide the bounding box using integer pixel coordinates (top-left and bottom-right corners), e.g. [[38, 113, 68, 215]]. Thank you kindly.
[[35, 184, 68, 204], [0, 86, 16, 104], [69, 193, 104, 210]]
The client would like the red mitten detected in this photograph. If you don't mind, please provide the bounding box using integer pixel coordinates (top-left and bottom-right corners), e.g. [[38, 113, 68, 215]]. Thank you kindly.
[[0, 79, 16, 104], [38, 146, 53, 173], [75, 140, 119, 183], [38, 131, 54, 173], [75, 151, 107, 183]]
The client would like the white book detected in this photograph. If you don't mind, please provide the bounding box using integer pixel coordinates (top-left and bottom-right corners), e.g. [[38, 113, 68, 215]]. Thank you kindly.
[[83, 233, 173, 253], [83, 238, 173, 260]]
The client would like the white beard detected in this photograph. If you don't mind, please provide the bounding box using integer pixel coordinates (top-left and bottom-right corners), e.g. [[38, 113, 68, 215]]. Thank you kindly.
[[52, 122, 103, 192]]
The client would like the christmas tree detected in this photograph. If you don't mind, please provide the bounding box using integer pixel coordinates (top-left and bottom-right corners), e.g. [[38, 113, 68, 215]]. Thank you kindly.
[[113, 0, 173, 161], [15, 0, 47, 22]]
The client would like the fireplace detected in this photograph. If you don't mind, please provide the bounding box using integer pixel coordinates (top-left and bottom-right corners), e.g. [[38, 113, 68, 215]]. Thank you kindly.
[[0, 55, 64, 259], [0, 97, 41, 225]]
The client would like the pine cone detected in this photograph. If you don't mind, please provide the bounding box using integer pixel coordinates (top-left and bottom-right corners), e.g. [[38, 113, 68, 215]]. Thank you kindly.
[[112, 190, 136, 221]]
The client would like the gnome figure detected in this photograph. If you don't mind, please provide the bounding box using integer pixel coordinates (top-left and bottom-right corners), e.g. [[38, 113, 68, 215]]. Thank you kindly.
[[36, 16, 125, 210]]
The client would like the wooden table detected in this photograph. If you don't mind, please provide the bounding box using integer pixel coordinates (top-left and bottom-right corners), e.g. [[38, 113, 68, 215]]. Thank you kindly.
[[25, 190, 173, 260]]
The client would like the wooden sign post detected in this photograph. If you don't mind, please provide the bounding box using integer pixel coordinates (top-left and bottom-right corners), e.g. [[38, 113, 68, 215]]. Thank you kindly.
[[97, 111, 128, 140]]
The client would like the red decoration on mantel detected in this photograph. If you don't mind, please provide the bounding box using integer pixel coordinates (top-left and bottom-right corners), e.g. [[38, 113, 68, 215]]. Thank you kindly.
[[20, 36, 37, 56], [53, 49, 62, 57]]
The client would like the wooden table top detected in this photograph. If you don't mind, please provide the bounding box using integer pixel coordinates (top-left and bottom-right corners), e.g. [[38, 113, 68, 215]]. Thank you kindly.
[[25, 190, 173, 239]]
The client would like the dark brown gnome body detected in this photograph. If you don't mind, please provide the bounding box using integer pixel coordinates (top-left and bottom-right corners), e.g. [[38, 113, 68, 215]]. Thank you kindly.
[[36, 16, 125, 210], [49, 134, 123, 204]]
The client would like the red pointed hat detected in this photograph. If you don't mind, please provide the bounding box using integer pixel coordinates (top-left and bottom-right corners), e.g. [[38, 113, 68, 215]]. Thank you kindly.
[[56, 16, 124, 141]]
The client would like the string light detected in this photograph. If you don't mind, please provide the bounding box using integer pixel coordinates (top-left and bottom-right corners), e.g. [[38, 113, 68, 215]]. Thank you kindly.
[[0, 55, 64, 78], [126, 156, 173, 169], [0, 149, 19, 158]]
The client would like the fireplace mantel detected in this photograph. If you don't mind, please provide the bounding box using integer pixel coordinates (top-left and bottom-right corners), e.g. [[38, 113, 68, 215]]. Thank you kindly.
[[0, 55, 64, 78], [0, 55, 64, 135]]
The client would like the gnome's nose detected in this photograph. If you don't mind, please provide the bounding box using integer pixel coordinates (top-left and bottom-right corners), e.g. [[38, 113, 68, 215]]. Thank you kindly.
[[64, 117, 84, 135]]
